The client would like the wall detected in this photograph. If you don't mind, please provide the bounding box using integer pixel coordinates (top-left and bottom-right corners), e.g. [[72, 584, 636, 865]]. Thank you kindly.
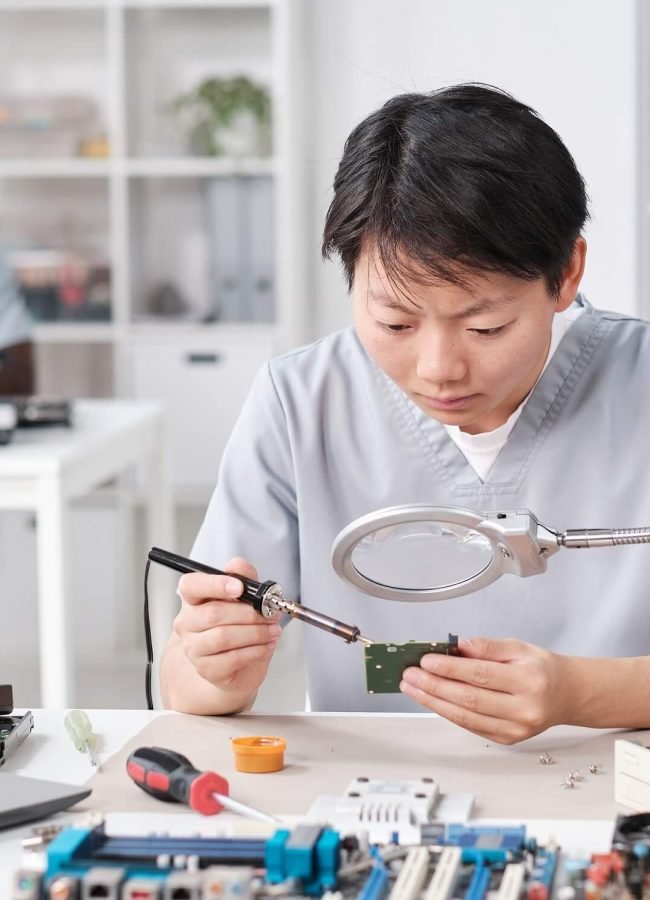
[[304, 0, 639, 338]]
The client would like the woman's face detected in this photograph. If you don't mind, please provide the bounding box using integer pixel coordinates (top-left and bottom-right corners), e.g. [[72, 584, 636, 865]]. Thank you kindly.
[[353, 241, 585, 434]]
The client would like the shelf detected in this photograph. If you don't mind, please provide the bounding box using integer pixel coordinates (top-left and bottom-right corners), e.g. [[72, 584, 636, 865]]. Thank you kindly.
[[0, 159, 111, 179], [125, 157, 277, 177], [0, 1, 106, 8], [0, 1, 274, 8], [129, 317, 275, 337], [123, 0, 275, 8], [1, 0, 307, 456], [0, 157, 276, 179], [33, 319, 276, 343], [34, 322, 118, 343]]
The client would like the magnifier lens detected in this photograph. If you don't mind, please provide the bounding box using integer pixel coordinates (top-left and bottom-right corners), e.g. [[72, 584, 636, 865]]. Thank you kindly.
[[350, 521, 494, 590]]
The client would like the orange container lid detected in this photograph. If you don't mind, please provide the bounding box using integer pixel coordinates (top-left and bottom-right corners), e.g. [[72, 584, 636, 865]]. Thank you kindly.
[[231, 735, 287, 773]]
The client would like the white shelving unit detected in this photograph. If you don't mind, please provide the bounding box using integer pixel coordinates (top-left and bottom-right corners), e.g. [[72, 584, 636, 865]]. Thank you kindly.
[[0, 0, 308, 496]]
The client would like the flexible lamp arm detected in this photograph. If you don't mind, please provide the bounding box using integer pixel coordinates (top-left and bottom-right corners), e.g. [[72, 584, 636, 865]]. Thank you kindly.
[[558, 528, 650, 548]]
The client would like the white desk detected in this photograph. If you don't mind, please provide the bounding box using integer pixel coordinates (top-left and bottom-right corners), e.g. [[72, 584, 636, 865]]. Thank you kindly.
[[0, 709, 624, 896], [0, 401, 176, 706]]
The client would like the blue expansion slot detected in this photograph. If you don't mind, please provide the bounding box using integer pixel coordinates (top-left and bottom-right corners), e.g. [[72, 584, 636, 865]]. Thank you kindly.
[[465, 857, 492, 900], [530, 847, 559, 894], [359, 863, 390, 900]]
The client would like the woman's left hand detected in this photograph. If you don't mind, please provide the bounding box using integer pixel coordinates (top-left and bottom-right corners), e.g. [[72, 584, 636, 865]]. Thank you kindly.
[[400, 637, 571, 744]]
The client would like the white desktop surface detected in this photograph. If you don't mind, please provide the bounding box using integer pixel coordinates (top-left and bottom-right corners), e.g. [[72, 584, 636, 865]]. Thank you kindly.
[[0, 708, 627, 893], [0, 400, 159, 477]]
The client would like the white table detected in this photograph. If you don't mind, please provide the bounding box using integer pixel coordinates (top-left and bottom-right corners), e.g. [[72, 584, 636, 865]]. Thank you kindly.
[[0, 709, 622, 897], [0, 401, 176, 706]]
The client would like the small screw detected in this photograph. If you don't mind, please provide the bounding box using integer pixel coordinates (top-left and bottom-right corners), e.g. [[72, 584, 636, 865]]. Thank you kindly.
[[588, 763, 603, 775], [568, 769, 584, 782], [561, 778, 575, 789], [539, 752, 555, 765]]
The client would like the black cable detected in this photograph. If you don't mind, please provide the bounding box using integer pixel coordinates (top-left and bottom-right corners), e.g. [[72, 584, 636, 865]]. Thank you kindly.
[[144, 558, 153, 710]]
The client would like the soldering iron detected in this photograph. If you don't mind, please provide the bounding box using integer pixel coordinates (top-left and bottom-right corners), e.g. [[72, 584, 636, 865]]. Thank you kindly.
[[143, 547, 372, 709]]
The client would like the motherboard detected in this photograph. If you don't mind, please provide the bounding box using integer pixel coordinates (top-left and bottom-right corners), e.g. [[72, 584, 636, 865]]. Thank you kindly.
[[11, 811, 650, 899]]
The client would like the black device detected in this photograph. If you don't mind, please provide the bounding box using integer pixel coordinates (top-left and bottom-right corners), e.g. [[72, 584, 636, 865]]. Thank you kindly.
[[0, 397, 73, 446], [0, 685, 34, 767]]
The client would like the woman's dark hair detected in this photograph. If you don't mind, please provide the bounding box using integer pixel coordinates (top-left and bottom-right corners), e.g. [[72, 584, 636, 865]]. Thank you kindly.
[[322, 84, 589, 298]]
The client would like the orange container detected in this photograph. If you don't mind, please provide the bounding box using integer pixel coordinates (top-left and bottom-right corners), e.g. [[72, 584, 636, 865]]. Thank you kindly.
[[231, 735, 287, 773]]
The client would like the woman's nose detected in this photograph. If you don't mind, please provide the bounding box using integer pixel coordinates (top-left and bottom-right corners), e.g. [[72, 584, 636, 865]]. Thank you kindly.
[[416, 335, 467, 384]]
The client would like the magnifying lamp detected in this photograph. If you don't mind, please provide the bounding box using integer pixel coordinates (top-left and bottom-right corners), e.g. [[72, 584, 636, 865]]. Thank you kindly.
[[331, 505, 650, 602]]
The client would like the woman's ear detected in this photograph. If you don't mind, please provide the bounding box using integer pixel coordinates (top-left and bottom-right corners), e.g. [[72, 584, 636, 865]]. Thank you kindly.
[[555, 237, 587, 312]]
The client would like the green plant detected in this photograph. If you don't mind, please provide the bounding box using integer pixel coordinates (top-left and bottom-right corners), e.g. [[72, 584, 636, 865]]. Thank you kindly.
[[171, 75, 271, 156]]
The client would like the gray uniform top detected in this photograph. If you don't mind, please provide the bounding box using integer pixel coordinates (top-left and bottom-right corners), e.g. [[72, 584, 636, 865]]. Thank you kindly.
[[192, 298, 650, 712]]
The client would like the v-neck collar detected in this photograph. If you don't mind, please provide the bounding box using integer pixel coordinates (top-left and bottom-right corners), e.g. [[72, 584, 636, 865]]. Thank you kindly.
[[377, 299, 610, 498]]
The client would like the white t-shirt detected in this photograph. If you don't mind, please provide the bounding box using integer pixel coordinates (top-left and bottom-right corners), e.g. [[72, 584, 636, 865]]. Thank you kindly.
[[443, 304, 585, 480]]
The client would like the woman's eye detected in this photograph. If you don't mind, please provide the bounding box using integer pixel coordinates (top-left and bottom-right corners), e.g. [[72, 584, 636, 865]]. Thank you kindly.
[[376, 321, 411, 333], [470, 326, 505, 337]]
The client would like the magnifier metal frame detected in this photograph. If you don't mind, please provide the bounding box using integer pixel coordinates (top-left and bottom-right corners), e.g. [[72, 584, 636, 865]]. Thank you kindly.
[[331, 504, 650, 602]]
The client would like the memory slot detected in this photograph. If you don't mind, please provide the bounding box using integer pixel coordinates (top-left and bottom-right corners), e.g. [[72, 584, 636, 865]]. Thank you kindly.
[[92, 836, 267, 867]]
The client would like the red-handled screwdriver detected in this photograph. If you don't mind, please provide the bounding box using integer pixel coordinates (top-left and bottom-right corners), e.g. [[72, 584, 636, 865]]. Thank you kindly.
[[126, 746, 279, 824]]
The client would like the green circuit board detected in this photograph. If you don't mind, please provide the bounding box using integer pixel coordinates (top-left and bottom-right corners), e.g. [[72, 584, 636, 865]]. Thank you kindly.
[[365, 634, 459, 693]]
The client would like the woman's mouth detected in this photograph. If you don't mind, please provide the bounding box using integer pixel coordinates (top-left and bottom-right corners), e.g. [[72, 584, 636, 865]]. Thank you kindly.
[[416, 393, 478, 411]]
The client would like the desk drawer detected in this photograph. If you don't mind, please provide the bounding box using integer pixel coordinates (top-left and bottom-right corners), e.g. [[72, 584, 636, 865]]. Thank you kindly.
[[128, 330, 273, 491]]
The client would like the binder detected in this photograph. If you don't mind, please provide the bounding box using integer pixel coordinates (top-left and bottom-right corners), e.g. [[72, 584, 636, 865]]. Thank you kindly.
[[205, 176, 247, 321], [205, 175, 274, 323], [244, 175, 275, 323]]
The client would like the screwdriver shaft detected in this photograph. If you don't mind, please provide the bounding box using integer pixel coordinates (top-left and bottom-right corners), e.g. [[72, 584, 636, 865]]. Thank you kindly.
[[64, 710, 100, 767], [85, 739, 99, 768], [213, 792, 279, 824]]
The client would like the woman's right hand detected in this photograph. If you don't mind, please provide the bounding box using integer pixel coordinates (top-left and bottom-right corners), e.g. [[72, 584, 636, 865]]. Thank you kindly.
[[173, 557, 282, 697]]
